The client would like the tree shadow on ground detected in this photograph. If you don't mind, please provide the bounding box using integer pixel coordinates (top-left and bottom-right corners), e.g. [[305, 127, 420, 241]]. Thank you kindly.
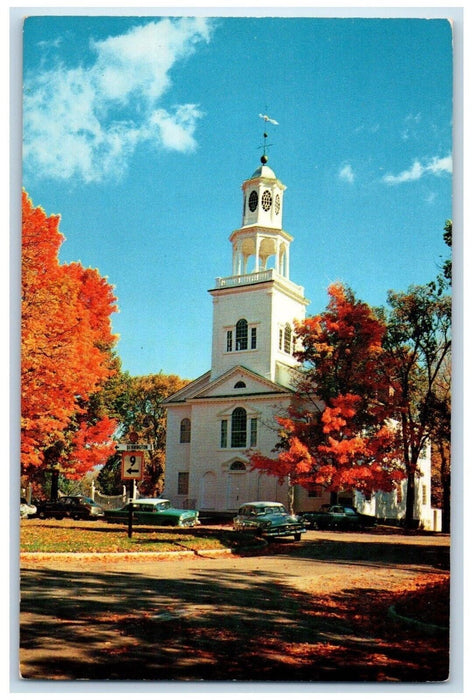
[[264, 537, 450, 572], [20, 562, 449, 683]]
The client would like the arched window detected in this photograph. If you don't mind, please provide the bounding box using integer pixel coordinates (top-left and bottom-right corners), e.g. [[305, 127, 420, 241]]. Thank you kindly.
[[231, 407, 247, 448], [180, 418, 191, 443], [235, 319, 248, 351], [230, 461, 246, 471], [234, 381, 246, 389], [284, 323, 292, 354]]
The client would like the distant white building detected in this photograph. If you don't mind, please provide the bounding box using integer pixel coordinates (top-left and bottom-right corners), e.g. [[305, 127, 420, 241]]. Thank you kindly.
[[163, 154, 440, 530], [353, 444, 441, 531]]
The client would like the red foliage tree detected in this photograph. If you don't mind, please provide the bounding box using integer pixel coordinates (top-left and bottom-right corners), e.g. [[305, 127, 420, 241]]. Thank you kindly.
[[249, 283, 404, 508], [21, 192, 118, 482]]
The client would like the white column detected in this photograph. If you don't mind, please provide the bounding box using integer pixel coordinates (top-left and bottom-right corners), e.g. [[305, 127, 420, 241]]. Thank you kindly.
[[233, 241, 245, 275], [232, 243, 237, 275], [254, 235, 260, 272]]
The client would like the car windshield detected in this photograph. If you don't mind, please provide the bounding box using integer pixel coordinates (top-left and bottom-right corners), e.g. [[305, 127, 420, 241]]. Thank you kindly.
[[257, 506, 286, 515], [155, 501, 171, 510]]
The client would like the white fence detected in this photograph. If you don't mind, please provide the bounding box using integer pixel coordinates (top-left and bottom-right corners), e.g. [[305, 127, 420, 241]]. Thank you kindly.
[[88, 481, 139, 507]]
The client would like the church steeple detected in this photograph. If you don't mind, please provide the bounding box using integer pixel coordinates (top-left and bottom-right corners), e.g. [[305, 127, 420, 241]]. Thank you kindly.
[[209, 149, 309, 384], [231, 154, 291, 278]]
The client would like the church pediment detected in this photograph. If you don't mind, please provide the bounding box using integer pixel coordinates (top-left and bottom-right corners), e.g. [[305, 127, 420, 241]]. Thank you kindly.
[[178, 366, 291, 402], [163, 370, 212, 405]]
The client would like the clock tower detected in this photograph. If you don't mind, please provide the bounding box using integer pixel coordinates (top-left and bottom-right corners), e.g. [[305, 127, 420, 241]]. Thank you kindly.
[[210, 154, 309, 383]]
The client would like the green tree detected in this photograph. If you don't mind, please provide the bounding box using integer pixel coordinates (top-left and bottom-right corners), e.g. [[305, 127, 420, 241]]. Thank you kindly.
[[442, 219, 452, 285], [383, 282, 451, 527], [381, 224, 452, 528], [96, 453, 123, 495], [428, 356, 451, 530], [97, 371, 189, 496]]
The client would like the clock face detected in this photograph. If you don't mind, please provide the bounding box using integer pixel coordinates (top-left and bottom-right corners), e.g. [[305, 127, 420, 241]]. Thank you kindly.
[[262, 190, 272, 211], [248, 190, 258, 212], [275, 193, 281, 214]]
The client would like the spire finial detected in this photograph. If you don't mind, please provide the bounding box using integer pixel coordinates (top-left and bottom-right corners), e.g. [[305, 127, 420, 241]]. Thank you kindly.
[[258, 113, 278, 164], [260, 132, 270, 164]]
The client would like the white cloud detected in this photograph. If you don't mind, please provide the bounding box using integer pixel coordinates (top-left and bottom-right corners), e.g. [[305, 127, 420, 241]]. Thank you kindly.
[[23, 18, 213, 183], [382, 154, 452, 185], [339, 163, 355, 184], [427, 155, 453, 175], [149, 105, 203, 152]]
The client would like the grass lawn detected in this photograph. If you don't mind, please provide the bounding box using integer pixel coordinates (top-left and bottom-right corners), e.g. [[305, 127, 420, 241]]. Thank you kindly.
[[20, 518, 258, 554]]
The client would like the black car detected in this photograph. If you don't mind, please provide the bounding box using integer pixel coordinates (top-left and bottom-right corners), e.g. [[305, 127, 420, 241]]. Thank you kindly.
[[37, 496, 104, 520], [298, 505, 377, 530]]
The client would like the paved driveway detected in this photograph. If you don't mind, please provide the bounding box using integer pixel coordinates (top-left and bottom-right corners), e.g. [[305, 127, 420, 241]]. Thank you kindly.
[[18, 529, 450, 684]]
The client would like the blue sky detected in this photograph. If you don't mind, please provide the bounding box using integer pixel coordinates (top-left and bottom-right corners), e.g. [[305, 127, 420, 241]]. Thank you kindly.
[[21, 11, 454, 381]]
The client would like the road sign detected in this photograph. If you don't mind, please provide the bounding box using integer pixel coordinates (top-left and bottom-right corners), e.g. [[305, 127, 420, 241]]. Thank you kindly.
[[116, 443, 152, 451], [121, 451, 144, 480]]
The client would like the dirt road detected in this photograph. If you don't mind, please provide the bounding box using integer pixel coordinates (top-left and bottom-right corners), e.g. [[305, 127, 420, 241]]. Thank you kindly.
[[18, 529, 450, 684]]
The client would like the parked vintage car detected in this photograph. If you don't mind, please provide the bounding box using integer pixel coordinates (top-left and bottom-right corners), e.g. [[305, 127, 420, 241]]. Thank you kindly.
[[36, 496, 105, 520], [104, 498, 200, 527], [298, 505, 377, 530], [20, 498, 37, 519], [233, 501, 306, 541]]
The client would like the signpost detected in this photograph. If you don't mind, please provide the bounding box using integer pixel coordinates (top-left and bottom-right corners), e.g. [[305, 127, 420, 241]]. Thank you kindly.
[[120, 450, 145, 538], [116, 443, 152, 452]]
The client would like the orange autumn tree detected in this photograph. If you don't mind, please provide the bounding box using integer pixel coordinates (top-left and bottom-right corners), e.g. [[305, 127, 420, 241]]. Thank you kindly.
[[249, 283, 404, 510], [21, 191, 118, 483]]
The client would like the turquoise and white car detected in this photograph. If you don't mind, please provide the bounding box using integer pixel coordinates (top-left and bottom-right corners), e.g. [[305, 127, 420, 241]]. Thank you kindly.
[[105, 498, 200, 527], [233, 501, 306, 541]]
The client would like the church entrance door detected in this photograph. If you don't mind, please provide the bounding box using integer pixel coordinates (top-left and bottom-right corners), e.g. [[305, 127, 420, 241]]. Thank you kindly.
[[200, 471, 217, 510], [226, 472, 247, 511]]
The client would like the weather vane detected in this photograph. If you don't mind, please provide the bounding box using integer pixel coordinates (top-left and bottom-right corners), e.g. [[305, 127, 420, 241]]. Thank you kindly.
[[258, 113, 278, 164]]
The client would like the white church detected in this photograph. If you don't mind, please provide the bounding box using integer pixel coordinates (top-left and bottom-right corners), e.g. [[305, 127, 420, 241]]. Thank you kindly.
[[163, 150, 440, 530]]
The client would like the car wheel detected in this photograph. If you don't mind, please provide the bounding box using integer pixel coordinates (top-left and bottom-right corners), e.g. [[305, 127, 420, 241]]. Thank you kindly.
[[55, 515, 64, 520], [38, 511, 46, 520], [294, 533, 302, 541]]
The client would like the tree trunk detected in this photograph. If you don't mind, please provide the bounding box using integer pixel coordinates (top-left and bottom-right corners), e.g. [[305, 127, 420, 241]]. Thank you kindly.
[[50, 470, 59, 501], [402, 413, 418, 529], [440, 450, 451, 533], [404, 468, 417, 528], [287, 479, 295, 514]]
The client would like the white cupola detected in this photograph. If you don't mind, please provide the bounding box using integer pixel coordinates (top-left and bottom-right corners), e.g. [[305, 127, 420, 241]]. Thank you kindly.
[[230, 153, 292, 278], [241, 161, 285, 229]]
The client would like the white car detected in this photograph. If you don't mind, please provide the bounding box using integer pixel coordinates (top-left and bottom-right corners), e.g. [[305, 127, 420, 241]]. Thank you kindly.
[[20, 498, 37, 519]]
